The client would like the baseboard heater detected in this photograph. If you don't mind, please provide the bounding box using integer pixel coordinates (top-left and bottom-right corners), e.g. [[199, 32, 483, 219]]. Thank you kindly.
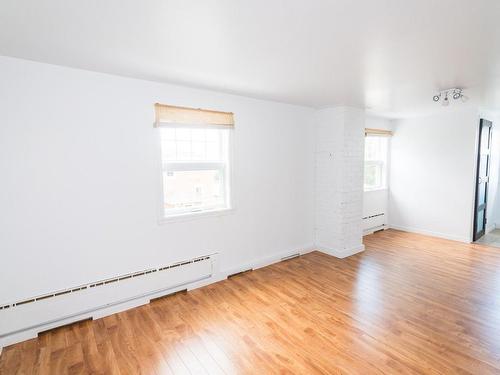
[[363, 213, 386, 233], [0, 254, 215, 347]]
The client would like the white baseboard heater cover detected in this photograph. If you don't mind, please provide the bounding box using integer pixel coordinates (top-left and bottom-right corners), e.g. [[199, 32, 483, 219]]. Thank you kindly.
[[363, 212, 386, 232], [0, 254, 215, 346]]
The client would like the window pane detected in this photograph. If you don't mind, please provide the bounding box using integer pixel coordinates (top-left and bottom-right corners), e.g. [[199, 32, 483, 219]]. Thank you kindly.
[[364, 135, 388, 191], [364, 164, 382, 190], [191, 141, 206, 160], [163, 128, 176, 141], [365, 136, 387, 161], [176, 141, 191, 160], [479, 157, 488, 178], [478, 182, 487, 206], [206, 130, 219, 143], [160, 127, 226, 162], [191, 128, 206, 142], [206, 142, 220, 160], [481, 127, 490, 152], [159, 126, 231, 217], [477, 210, 485, 232], [161, 140, 177, 160], [163, 169, 225, 212], [175, 128, 191, 141]]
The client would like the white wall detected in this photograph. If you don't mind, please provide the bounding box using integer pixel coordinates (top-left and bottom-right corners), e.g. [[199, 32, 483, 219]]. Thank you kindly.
[[0, 56, 315, 304], [314, 107, 365, 258], [363, 116, 393, 233], [389, 107, 479, 242], [365, 116, 393, 132]]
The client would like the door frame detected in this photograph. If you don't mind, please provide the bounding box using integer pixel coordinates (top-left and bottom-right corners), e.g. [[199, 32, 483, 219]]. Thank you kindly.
[[472, 118, 493, 241]]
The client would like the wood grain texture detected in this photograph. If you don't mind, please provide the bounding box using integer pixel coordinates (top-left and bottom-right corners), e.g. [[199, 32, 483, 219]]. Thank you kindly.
[[1, 229, 500, 374]]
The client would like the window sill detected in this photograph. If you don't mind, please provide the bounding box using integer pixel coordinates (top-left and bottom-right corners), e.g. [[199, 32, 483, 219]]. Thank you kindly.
[[158, 207, 234, 224], [364, 188, 389, 193]]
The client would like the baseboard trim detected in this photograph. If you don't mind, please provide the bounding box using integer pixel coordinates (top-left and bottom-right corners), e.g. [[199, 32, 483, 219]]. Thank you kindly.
[[192, 243, 316, 290], [316, 244, 365, 259], [389, 224, 470, 243], [0, 243, 315, 348]]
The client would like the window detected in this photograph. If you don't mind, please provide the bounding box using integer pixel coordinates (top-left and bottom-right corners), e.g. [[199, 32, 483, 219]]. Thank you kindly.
[[364, 135, 388, 191], [154, 103, 234, 219], [160, 126, 232, 218]]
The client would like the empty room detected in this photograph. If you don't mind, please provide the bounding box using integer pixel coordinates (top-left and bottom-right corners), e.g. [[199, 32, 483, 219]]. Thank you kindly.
[[1, 0, 500, 374]]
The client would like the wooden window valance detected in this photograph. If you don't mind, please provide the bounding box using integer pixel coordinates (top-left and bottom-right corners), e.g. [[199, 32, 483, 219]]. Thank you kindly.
[[154, 103, 234, 128], [365, 128, 392, 136]]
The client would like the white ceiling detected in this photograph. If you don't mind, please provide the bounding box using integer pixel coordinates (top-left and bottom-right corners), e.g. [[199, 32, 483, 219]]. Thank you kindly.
[[1, 0, 500, 117]]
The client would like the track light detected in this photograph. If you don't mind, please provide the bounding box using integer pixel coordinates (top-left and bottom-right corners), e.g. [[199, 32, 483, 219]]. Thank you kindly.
[[432, 88, 466, 106], [443, 93, 450, 106]]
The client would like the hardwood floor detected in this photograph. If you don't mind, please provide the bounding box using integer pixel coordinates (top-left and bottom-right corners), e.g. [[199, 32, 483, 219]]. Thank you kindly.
[[1, 229, 500, 374]]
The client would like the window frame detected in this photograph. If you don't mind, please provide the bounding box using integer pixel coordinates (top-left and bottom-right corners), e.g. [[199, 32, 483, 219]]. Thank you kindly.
[[364, 135, 389, 192], [157, 124, 234, 223]]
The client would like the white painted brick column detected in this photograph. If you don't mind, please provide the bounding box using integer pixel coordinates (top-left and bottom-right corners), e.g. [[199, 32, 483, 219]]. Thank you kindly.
[[314, 107, 365, 258]]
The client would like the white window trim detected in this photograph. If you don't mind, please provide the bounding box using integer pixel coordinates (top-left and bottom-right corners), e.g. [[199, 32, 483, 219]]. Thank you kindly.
[[159, 206, 235, 224], [156, 126, 235, 224], [364, 187, 389, 193]]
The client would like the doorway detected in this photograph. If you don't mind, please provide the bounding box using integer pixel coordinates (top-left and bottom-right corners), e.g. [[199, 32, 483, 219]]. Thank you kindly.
[[473, 119, 492, 241]]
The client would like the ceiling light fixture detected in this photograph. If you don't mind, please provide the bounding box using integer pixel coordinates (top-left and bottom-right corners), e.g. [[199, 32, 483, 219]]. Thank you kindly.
[[433, 88, 467, 106], [443, 92, 450, 106]]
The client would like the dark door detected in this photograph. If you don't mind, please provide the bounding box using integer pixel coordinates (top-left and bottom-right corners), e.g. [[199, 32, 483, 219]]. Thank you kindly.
[[473, 119, 492, 241]]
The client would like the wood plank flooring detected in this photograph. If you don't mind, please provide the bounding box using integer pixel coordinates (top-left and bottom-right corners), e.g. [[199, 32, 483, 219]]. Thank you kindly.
[[1, 229, 500, 374]]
